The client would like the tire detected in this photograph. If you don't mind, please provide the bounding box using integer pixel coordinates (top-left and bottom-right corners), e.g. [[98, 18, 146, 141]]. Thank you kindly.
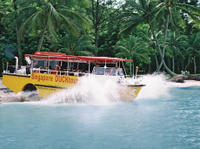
[[23, 84, 39, 101]]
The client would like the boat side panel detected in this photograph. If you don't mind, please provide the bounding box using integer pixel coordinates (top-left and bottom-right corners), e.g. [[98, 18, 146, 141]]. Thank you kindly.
[[2, 74, 31, 93], [35, 85, 62, 98], [2, 73, 78, 98]]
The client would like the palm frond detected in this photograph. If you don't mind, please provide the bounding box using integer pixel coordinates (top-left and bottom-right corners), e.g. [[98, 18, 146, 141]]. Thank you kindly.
[[58, 13, 78, 36], [47, 13, 58, 41]]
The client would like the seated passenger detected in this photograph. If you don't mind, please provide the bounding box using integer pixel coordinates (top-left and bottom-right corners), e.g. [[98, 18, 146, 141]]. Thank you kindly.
[[51, 65, 60, 74], [74, 69, 80, 76]]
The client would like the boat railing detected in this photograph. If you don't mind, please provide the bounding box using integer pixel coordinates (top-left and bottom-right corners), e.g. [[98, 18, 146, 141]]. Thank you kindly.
[[3, 65, 88, 77], [4, 65, 124, 77], [4, 65, 29, 76], [32, 68, 88, 77]]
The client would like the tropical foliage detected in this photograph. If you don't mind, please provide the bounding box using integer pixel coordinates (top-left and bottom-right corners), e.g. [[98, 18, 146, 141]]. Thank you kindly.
[[0, 0, 200, 76]]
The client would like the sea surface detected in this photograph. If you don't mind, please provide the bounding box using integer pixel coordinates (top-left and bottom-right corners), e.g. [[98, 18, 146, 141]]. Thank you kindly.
[[0, 76, 200, 149]]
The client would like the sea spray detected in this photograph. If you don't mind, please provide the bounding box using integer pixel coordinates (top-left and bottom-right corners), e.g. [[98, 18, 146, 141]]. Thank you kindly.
[[41, 75, 121, 105], [136, 74, 170, 99], [0, 74, 183, 104], [0, 91, 38, 103]]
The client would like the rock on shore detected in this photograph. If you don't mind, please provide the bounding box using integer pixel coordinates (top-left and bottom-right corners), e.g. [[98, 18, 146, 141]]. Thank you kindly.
[[170, 75, 200, 83]]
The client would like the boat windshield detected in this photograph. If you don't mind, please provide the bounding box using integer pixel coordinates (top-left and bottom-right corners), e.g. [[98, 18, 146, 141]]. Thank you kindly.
[[92, 67, 124, 76]]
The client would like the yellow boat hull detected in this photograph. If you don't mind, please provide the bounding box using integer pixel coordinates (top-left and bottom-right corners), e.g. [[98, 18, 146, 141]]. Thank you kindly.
[[2, 73, 143, 101]]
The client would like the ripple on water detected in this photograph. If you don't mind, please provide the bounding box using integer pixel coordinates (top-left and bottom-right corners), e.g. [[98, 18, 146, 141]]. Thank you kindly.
[[0, 86, 200, 149]]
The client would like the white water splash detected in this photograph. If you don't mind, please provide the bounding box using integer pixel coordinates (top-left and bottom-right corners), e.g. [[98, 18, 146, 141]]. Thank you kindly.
[[41, 74, 173, 104], [41, 75, 121, 105], [136, 74, 170, 99], [0, 90, 39, 103], [2, 74, 200, 104]]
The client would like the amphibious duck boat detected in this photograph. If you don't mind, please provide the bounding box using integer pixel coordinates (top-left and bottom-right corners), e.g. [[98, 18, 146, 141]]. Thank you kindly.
[[2, 52, 144, 101]]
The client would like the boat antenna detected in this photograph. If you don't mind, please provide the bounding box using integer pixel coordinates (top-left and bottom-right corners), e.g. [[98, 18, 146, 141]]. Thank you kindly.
[[14, 56, 18, 73], [67, 58, 69, 76], [88, 61, 91, 74], [47, 56, 50, 74], [104, 61, 107, 68], [104, 61, 107, 75], [135, 66, 139, 79], [6, 62, 9, 72]]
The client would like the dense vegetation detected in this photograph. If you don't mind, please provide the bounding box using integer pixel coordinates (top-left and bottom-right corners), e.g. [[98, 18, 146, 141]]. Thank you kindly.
[[0, 0, 200, 76]]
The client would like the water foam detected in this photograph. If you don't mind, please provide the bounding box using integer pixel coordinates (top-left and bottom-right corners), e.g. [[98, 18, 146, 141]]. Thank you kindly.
[[3, 74, 199, 104], [0, 91, 39, 103], [41, 74, 173, 104], [41, 75, 121, 105], [136, 74, 170, 99]]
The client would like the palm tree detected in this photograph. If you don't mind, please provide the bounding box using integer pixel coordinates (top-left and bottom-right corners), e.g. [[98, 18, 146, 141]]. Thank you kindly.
[[184, 32, 200, 74], [165, 32, 187, 72], [58, 33, 97, 56], [121, 0, 200, 76], [115, 34, 151, 75], [19, 0, 90, 51]]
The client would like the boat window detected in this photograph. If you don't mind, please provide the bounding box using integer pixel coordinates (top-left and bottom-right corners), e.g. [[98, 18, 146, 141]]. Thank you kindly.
[[117, 68, 124, 76], [79, 63, 88, 73], [61, 62, 68, 70], [92, 67, 124, 76], [105, 67, 124, 76], [33, 60, 47, 69], [92, 67, 105, 75], [49, 61, 59, 70]]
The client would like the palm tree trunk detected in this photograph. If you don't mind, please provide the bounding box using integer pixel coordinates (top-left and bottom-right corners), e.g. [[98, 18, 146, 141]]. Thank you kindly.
[[172, 57, 175, 72], [14, 0, 22, 65], [95, 28, 99, 48], [92, 0, 100, 48], [157, 14, 170, 71], [149, 24, 163, 71], [157, 45, 164, 71], [129, 62, 132, 76], [163, 60, 176, 76], [185, 57, 190, 71], [148, 63, 151, 73], [193, 57, 196, 74], [154, 53, 159, 70], [16, 28, 23, 65], [158, 14, 176, 76], [37, 27, 46, 51]]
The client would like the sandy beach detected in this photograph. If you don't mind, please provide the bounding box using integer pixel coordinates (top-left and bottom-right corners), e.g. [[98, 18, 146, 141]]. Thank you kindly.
[[168, 80, 200, 88]]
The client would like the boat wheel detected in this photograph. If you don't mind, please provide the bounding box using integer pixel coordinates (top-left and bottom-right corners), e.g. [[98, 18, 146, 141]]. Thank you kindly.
[[23, 84, 39, 100]]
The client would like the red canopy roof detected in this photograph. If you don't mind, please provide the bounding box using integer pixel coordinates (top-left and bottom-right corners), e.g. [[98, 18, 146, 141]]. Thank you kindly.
[[25, 52, 78, 61], [25, 52, 132, 63], [76, 56, 132, 62], [34, 52, 67, 57]]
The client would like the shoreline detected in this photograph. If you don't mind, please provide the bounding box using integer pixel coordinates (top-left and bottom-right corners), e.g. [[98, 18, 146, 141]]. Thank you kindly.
[[168, 80, 200, 88]]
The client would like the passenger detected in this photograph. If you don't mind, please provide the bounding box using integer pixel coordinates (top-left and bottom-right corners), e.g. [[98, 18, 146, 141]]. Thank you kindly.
[[93, 64, 99, 74], [25, 63, 31, 74], [34, 66, 41, 73], [115, 65, 120, 76], [51, 64, 60, 74], [56, 65, 60, 71], [109, 68, 113, 75], [44, 66, 49, 74], [74, 69, 80, 76]]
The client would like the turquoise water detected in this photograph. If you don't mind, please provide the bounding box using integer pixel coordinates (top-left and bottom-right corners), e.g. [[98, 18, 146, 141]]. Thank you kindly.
[[0, 87, 200, 149]]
